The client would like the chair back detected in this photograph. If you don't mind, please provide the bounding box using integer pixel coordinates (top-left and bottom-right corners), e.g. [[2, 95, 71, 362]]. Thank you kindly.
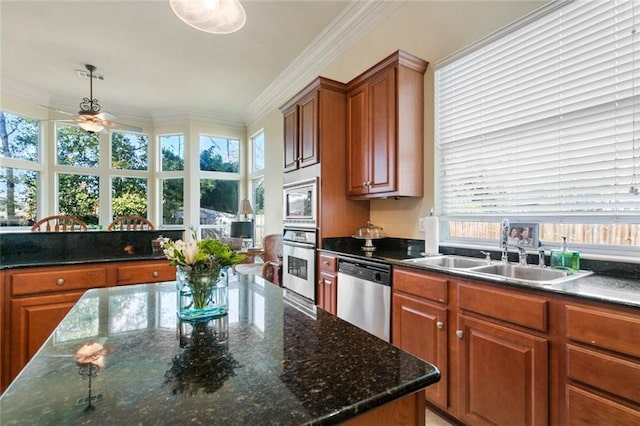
[[31, 215, 88, 232], [262, 234, 283, 262], [108, 215, 154, 231]]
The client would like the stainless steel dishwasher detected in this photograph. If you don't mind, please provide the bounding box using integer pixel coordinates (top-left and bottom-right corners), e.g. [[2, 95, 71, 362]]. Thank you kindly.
[[337, 258, 391, 342]]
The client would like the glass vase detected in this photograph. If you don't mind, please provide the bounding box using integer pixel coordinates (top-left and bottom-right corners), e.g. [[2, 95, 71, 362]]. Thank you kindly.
[[176, 266, 229, 321]]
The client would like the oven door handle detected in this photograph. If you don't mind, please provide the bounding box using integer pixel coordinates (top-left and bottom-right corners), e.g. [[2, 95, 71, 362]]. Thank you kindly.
[[283, 241, 316, 250]]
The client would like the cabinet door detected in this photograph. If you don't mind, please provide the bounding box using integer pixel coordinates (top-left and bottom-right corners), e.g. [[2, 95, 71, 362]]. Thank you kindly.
[[283, 105, 299, 172], [318, 271, 337, 315], [368, 67, 396, 194], [298, 92, 319, 169], [392, 291, 448, 409], [457, 314, 549, 426], [347, 84, 369, 195], [8, 292, 84, 383]]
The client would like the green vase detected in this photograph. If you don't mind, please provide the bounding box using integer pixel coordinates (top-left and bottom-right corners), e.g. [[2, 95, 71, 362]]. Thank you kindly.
[[176, 266, 229, 321]]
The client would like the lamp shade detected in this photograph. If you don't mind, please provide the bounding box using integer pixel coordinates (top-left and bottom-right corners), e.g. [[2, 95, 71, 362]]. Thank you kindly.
[[169, 0, 246, 34], [238, 199, 254, 216], [230, 221, 253, 238]]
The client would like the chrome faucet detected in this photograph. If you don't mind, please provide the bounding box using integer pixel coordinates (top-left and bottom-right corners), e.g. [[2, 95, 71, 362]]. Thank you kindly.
[[500, 219, 510, 263], [502, 242, 528, 265]]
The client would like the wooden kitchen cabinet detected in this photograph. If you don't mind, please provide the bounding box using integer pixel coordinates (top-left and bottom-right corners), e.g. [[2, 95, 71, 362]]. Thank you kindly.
[[392, 267, 449, 409], [1, 258, 175, 392], [563, 302, 640, 424], [346, 50, 428, 199], [317, 253, 337, 315], [281, 81, 323, 172], [456, 281, 549, 426], [114, 259, 176, 285]]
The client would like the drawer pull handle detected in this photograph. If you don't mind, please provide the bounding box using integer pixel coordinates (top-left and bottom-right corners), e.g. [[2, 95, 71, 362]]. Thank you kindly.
[[456, 329, 464, 339], [436, 321, 444, 330], [323, 261, 330, 266], [324, 279, 332, 285], [152, 271, 159, 278], [56, 278, 65, 286]]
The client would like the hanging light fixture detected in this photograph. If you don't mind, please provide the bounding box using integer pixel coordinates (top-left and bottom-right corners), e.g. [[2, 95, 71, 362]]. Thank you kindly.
[[169, 0, 246, 34]]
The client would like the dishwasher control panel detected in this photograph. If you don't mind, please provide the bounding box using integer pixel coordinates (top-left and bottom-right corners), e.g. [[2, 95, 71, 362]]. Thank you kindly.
[[338, 259, 391, 286]]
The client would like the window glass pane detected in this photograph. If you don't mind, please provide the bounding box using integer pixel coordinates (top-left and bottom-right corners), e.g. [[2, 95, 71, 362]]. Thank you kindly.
[[0, 111, 39, 162], [112, 131, 148, 170], [112, 177, 148, 218], [199, 179, 238, 225], [0, 166, 38, 226], [58, 173, 99, 225], [162, 178, 183, 225], [56, 125, 99, 168], [252, 132, 265, 172], [161, 134, 184, 171], [252, 177, 265, 245], [199, 135, 240, 172]]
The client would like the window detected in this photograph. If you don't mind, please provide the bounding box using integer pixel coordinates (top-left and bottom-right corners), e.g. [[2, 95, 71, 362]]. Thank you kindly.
[[111, 131, 149, 219], [250, 131, 265, 244], [435, 0, 639, 256], [198, 134, 241, 238], [0, 111, 40, 227], [161, 134, 184, 171]]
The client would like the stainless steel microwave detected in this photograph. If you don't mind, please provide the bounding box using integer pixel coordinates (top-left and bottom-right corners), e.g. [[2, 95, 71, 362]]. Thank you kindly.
[[283, 178, 317, 228]]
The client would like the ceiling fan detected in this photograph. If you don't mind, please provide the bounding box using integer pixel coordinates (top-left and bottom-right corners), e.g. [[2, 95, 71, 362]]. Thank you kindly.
[[42, 64, 143, 134]]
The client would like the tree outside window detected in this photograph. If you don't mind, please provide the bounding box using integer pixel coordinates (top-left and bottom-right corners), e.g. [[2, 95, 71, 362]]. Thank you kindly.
[[0, 111, 39, 226]]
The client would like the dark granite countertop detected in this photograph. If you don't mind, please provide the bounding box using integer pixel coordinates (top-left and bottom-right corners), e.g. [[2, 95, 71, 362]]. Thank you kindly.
[[0, 275, 440, 425], [0, 229, 184, 269], [321, 237, 640, 309]]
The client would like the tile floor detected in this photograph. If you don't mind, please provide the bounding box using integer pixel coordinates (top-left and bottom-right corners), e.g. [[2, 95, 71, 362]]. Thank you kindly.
[[426, 407, 458, 425]]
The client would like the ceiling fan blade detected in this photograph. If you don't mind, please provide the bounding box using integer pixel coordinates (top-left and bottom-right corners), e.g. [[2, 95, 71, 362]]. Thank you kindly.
[[38, 105, 77, 117], [95, 111, 116, 121], [103, 121, 143, 133]]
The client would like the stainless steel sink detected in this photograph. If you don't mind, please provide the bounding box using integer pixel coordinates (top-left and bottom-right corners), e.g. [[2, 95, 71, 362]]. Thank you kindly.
[[406, 255, 489, 269], [469, 263, 593, 285]]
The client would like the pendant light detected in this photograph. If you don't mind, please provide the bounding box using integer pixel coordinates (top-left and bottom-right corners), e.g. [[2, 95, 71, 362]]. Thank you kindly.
[[169, 0, 246, 34]]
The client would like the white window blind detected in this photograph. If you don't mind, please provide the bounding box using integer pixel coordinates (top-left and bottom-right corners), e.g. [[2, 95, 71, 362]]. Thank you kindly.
[[435, 0, 639, 220]]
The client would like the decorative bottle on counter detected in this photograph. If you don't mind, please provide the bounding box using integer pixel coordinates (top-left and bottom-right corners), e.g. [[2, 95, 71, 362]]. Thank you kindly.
[[550, 236, 580, 273]]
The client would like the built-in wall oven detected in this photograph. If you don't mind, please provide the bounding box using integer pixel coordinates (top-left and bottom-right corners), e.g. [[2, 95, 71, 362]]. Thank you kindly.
[[282, 228, 317, 304]]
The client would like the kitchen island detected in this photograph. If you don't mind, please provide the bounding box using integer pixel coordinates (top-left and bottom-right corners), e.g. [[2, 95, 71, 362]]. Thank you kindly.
[[0, 274, 439, 425]]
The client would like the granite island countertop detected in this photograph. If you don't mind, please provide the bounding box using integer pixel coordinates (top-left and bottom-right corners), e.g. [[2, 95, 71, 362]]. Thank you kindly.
[[0, 274, 440, 425]]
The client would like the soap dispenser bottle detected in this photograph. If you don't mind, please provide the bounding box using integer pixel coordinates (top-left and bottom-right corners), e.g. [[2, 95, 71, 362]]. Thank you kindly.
[[550, 236, 580, 272]]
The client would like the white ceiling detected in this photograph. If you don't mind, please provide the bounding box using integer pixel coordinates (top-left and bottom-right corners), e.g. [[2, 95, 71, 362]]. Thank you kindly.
[[1, 0, 402, 126]]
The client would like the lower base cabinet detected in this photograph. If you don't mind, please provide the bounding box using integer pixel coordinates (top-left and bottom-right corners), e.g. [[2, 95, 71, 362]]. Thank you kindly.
[[392, 291, 448, 409], [392, 266, 640, 425], [1, 259, 175, 393], [457, 314, 549, 426]]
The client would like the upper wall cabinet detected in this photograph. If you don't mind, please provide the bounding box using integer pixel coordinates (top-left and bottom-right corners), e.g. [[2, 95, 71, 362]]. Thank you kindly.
[[346, 50, 428, 199], [281, 78, 345, 173]]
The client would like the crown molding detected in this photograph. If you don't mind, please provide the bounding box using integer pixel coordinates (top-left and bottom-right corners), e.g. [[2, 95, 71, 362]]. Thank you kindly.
[[241, 0, 406, 125], [151, 108, 246, 130]]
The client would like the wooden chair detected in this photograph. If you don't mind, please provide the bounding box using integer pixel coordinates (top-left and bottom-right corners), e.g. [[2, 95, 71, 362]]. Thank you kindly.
[[31, 215, 88, 232], [108, 215, 154, 231]]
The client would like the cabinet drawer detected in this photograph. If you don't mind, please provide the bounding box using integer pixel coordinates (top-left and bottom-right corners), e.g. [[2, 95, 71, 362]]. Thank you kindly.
[[567, 344, 640, 403], [458, 282, 548, 332], [319, 254, 337, 272], [11, 268, 107, 296], [566, 304, 640, 358], [116, 262, 175, 285], [393, 268, 448, 304], [566, 385, 640, 425]]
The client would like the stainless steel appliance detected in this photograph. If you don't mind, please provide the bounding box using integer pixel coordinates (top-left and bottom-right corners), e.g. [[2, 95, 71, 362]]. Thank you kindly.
[[337, 258, 391, 342], [283, 178, 317, 228], [282, 228, 317, 303]]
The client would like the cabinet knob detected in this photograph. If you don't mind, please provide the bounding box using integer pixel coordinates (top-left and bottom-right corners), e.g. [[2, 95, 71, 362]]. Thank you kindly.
[[152, 271, 159, 278], [436, 321, 444, 330], [323, 261, 330, 266], [456, 329, 464, 339], [56, 278, 65, 286]]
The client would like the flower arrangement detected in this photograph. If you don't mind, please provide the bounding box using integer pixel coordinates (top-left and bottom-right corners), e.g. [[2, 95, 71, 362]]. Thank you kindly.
[[161, 229, 244, 314]]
